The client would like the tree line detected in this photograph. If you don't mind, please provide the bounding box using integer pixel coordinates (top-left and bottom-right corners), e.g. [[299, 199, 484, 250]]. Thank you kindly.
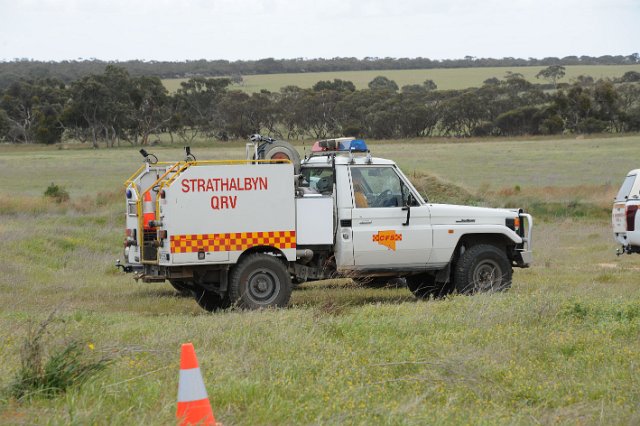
[[1, 65, 640, 146], [1, 54, 639, 89]]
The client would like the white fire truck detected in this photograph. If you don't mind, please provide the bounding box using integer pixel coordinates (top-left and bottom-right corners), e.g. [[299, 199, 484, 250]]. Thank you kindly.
[[612, 169, 640, 255], [117, 137, 533, 310]]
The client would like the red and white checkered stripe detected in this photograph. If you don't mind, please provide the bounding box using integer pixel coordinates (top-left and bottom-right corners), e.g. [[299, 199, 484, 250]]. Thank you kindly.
[[170, 230, 296, 253]]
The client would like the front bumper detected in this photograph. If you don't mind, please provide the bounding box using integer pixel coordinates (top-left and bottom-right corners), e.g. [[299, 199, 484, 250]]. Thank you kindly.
[[516, 213, 533, 267]]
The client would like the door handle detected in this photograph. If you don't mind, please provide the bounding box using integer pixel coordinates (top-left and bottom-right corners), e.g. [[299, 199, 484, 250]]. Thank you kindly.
[[359, 220, 372, 224]]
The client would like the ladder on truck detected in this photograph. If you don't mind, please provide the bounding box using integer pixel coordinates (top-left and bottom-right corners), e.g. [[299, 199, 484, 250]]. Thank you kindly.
[[123, 161, 183, 268]]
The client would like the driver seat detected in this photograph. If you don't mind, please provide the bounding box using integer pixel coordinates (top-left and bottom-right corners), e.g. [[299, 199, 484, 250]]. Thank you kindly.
[[353, 182, 368, 208]]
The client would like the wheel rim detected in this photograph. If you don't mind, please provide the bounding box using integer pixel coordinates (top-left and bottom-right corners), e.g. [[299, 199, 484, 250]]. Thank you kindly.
[[246, 269, 281, 304], [472, 259, 503, 291]]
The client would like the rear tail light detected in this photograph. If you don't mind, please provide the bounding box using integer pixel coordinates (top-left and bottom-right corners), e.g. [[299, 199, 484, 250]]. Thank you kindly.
[[124, 228, 138, 247], [626, 205, 638, 231]]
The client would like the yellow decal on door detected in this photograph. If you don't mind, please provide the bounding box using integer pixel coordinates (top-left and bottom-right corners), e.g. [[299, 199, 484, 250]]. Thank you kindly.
[[372, 230, 402, 250]]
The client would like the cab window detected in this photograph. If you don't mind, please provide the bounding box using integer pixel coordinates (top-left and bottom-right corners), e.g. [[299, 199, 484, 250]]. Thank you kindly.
[[300, 167, 334, 195], [351, 167, 417, 208]]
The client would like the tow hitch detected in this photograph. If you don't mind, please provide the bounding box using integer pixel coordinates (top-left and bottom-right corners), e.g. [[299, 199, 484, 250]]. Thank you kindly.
[[115, 259, 134, 273]]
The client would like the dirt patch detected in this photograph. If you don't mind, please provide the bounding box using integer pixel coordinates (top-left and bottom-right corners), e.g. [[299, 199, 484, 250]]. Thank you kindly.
[[598, 263, 618, 269]]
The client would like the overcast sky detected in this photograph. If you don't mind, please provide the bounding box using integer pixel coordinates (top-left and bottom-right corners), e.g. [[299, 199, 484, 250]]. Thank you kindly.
[[0, 0, 638, 62]]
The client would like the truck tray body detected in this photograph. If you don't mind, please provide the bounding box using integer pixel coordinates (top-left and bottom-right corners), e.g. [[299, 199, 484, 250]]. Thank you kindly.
[[158, 163, 297, 266]]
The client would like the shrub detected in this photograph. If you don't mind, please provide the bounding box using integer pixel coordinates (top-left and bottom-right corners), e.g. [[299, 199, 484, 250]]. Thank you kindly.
[[621, 71, 640, 83], [538, 115, 564, 135], [577, 117, 608, 134], [44, 183, 70, 203], [7, 313, 110, 400]]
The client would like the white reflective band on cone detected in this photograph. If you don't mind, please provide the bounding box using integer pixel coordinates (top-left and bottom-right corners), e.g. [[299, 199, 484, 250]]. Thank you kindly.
[[177, 368, 209, 402]]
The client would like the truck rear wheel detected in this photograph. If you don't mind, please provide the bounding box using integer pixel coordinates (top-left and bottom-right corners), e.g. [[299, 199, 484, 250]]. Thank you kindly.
[[453, 244, 512, 294], [194, 287, 231, 311], [169, 279, 192, 295], [229, 254, 292, 309]]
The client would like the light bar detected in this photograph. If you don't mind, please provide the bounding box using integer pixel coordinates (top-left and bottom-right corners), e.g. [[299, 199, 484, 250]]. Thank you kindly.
[[311, 138, 368, 153]]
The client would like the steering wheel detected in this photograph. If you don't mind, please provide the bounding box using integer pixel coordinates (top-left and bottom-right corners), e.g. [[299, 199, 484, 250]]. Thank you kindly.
[[373, 189, 394, 207]]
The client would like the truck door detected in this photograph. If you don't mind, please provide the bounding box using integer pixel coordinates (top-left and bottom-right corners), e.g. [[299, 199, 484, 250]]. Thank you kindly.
[[350, 166, 432, 269]]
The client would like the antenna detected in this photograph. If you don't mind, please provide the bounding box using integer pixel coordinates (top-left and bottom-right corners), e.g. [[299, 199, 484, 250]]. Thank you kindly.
[[139, 149, 158, 164], [184, 146, 196, 162]]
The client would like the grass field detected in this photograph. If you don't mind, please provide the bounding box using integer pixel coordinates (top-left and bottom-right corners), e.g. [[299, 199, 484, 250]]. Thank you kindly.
[[1, 135, 639, 424], [162, 64, 640, 93]]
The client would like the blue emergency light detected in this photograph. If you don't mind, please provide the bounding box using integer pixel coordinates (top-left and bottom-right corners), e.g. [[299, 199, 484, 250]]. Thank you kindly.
[[348, 139, 367, 152]]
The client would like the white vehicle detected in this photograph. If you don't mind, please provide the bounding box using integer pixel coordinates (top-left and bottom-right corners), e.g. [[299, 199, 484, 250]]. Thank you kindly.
[[117, 137, 533, 310], [612, 169, 640, 255]]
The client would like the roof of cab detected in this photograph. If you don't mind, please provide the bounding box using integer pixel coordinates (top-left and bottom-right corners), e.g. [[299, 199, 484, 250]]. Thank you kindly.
[[302, 154, 396, 166]]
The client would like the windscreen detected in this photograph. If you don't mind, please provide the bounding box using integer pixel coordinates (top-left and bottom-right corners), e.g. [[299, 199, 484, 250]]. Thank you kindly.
[[616, 174, 636, 201]]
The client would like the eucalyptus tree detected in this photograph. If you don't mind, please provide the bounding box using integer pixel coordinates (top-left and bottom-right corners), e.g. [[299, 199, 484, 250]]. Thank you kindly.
[[0, 78, 66, 144], [367, 76, 399, 92], [536, 65, 566, 89], [130, 75, 170, 145], [172, 77, 231, 142]]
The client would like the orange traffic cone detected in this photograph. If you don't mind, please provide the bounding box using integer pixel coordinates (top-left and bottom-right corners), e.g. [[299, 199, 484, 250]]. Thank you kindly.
[[142, 191, 155, 230], [176, 343, 216, 426]]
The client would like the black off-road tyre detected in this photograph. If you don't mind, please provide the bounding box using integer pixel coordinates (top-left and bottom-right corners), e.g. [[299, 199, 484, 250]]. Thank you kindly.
[[193, 287, 231, 312], [229, 254, 292, 309], [406, 273, 451, 299], [453, 244, 512, 294], [169, 279, 193, 296], [261, 141, 301, 174]]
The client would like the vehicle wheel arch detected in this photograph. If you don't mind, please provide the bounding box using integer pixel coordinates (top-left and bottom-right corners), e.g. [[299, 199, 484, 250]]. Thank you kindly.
[[451, 233, 514, 265], [237, 245, 289, 266]]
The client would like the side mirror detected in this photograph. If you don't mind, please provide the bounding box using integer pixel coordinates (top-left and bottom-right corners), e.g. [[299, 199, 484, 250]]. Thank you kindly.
[[402, 194, 413, 226]]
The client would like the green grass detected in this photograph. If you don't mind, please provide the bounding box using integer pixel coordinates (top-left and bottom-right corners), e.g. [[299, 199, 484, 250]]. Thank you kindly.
[[163, 64, 640, 93], [1, 135, 639, 424], [3, 134, 638, 198]]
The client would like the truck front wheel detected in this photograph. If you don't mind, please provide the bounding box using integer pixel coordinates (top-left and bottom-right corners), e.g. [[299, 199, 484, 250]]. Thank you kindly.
[[453, 244, 512, 294], [229, 254, 292, 309]]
